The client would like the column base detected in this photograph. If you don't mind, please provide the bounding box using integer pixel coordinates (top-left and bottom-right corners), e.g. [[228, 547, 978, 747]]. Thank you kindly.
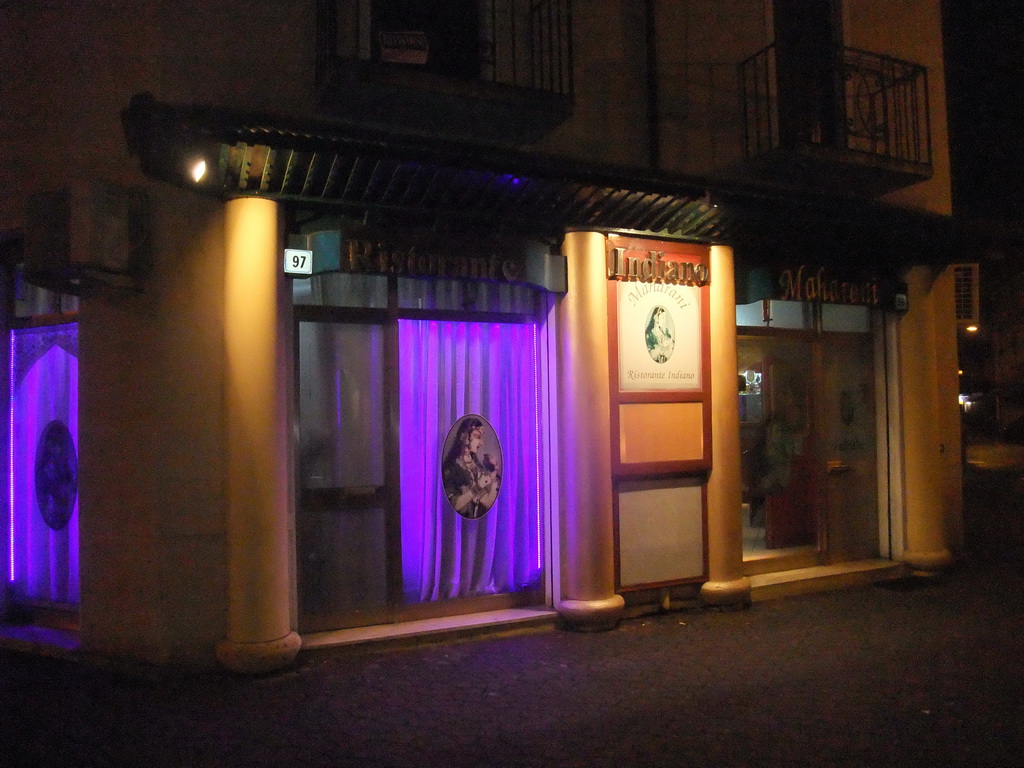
[[558, 595, 625, 632], [700, 577, 751, 608], [216, 631, 302, 675], [902, 548, 954, 576]]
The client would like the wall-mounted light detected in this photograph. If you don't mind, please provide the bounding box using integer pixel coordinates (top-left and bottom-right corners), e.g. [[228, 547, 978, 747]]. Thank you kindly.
[[191, 159, 207, 183], [965, 325, 979, 333]]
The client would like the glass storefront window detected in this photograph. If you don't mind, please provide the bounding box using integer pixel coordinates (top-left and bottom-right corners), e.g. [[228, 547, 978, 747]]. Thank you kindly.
[[14, 266, 79, 318], [9, 323, 80, 606], [821, 304, 871, 333], [298, 323, 385, 488], [295, 313, 548, 631], [737, 300, 872, 333], [296, 322, 388, 624], [398, 319, 544, 603], [292, 272, 388, 308], [736, 300, 815, 330]]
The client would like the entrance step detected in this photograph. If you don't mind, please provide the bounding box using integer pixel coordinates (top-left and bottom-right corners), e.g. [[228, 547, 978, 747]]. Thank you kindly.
[[749, 559, 910, 602], [301, 607, 558, 655], [0, 623, 80, 659]]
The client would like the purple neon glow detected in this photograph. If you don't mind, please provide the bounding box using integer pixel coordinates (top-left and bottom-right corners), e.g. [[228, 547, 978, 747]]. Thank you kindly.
[[399, 319, 544, 603], [8, 331, 14, 582], [533, 323, 542, 571], [9, 324, 80, 604]]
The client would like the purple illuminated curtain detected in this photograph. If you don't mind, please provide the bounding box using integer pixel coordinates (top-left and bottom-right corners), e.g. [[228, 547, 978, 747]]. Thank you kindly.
[[10, 323, 79, 605], [399, 320, 543, 602]]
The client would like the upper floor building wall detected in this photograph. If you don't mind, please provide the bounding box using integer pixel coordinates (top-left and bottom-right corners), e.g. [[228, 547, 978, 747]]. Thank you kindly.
[[844, 0, 951, 214], [0, 0, 951, 235], [0, 1, 317, 231], [542, 0, 951, 215]]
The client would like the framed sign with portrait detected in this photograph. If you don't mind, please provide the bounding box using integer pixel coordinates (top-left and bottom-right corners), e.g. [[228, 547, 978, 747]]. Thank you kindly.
[[615, 281, 702, 392], [606, 234, 712, 477]]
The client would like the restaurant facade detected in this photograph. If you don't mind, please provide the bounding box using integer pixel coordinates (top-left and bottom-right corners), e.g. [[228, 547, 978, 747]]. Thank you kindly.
[[0, 0, 962, 671]]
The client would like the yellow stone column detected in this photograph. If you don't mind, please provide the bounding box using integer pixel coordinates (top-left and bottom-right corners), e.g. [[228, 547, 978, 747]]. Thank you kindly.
[[556, 231, 624, 630], [701, 245, 751, 606], [898, 266, 955, 575], [216, 197, 301, 672]]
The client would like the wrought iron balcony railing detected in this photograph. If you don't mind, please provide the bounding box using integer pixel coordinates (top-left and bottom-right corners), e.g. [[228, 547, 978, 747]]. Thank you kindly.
[[740, 43, 931, 177], [317, 0, 573, 97]]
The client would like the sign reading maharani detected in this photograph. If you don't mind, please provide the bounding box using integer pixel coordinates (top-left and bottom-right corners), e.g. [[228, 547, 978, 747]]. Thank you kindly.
[[607, 236, 709, 393]]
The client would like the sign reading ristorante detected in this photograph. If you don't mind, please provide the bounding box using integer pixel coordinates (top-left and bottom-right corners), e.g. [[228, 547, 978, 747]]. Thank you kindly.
[[294, 226, 567, 292], [338, 230, 525, 281]]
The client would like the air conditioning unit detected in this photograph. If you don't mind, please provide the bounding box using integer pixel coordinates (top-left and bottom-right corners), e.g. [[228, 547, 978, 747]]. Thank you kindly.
[[24, 182, 151, 294]]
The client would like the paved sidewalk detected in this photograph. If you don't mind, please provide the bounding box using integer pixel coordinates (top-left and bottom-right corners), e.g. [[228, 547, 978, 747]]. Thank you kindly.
[[1, 560, 1022, 768]]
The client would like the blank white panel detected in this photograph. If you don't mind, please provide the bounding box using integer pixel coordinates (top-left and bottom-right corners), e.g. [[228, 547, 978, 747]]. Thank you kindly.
[[618, 479, 704, 587]]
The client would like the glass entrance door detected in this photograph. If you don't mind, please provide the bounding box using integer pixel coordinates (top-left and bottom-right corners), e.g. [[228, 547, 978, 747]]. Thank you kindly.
[[738, 328, 879, 568], [296, 321, 390, 631], [820, 334, 879, 561], [739, 336, 817, 556]]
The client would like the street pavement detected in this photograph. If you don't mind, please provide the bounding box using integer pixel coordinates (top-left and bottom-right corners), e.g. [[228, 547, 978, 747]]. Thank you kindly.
[[0, 449, 1022, 768], [2, 561, 1023, 767]]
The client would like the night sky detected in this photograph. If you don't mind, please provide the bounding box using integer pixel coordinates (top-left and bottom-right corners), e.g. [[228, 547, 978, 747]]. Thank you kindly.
[[943, 0, 1024, 221]]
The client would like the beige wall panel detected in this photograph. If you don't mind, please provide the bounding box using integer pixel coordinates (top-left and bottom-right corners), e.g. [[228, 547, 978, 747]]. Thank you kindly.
[[540, 1, 650, 166], [618, 479, 704, 586], [619, 402, 704, 464]]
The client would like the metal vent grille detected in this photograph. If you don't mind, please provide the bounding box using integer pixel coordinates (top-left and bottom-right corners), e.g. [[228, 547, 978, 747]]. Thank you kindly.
[[953, 263, 979, 324]]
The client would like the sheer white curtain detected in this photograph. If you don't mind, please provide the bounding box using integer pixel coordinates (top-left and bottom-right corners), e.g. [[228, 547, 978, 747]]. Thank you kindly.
[[399, 319, 543, 602], [11, 323, 79, 604]]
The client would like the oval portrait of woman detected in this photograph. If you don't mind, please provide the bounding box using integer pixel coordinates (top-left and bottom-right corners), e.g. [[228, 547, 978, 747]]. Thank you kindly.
[[34, 419, 78, 531], [440, 414, 503, 520], [644, 305, 676, 364]]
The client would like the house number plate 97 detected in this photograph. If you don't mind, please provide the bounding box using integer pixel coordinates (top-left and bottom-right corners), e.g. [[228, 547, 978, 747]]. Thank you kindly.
[[284, 248, 313, 275]]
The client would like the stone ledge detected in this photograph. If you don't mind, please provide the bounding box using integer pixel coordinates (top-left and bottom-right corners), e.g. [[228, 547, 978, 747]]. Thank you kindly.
[[749, 559, 910, 602], [0, 624, 80, 659], [301, 608, 558, 655]]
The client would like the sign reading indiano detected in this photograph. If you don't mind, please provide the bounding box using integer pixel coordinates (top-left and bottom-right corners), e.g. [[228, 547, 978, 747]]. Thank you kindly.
[[607, 247, 711, 285], [607, 235, 710, 393]]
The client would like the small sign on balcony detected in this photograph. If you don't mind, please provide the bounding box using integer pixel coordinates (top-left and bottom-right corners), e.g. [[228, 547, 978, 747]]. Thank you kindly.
[[379, 31, 429, 65]]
